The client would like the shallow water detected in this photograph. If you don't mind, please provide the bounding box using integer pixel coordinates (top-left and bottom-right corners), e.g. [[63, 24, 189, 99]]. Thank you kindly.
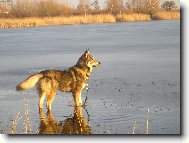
[[0, 20, 180, 134]]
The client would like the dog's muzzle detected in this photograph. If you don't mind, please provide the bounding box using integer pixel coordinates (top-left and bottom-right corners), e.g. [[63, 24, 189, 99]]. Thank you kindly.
[[94, 62, 101, 67]]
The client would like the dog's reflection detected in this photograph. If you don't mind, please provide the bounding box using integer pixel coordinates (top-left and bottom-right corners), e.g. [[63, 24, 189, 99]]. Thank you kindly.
[[38, 106, 91, 134]]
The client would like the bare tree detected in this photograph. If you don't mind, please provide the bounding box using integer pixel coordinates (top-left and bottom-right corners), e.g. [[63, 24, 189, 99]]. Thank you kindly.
[[0, 0, 13, 8], [132, 0, 144, 13], [10, 0, 34, 17], [125, 0, 133, 13], [161, 1, 177, 11], [91, 0, 100, 10], [10, 0, 73, 18], [126, 0, 159, 14], [106, 0, 125, 15], [147, 0, 160, 15], [77, 0, 91, 17]]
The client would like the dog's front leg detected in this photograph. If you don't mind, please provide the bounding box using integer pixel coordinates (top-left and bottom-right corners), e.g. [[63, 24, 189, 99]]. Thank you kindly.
[[73, 92, 82, 106], [72, 85, 83, 106]]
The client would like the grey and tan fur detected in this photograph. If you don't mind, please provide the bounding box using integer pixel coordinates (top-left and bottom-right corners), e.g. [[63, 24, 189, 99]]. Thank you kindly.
[[16, 50, 101, 111]]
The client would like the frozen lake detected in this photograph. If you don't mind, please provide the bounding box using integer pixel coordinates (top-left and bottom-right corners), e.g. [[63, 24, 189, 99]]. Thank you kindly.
[[0, 20, 180, 134]]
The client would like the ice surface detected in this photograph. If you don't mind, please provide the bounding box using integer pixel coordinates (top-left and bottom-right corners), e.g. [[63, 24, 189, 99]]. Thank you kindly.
[[0, 20, 180, 134]]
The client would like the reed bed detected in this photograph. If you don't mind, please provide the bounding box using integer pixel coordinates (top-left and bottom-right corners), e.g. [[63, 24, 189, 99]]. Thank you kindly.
[[116, 13, 151, 22], [0, 12, 180, 28], [152, 11, 180, 20], [0, 14, 116, 28]]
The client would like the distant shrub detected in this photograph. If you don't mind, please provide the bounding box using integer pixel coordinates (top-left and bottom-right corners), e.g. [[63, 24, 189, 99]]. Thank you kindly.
[[152, 11, 180, 20], [116, 13, 151, 22], [10, 0, 73, 18]]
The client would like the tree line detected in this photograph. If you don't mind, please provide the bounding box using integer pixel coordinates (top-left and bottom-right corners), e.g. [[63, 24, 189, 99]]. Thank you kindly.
[[0, 0, 179, 18]]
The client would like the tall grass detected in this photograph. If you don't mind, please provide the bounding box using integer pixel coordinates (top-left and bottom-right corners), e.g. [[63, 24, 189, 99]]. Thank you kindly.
[[145, 108, 150, 134], [130, 108, 150, 134], [9, 99, 33, 134], [10, 112, 22, 134], [0, 14, 116, 28], [0, 12, 180, 28], [116, 13, 151, 22], [132, 121, 137, 134], [152, 11, 180, 20]]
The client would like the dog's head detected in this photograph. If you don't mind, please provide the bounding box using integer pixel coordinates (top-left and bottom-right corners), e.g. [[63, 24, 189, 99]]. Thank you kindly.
[[77, 49, 101, 68]]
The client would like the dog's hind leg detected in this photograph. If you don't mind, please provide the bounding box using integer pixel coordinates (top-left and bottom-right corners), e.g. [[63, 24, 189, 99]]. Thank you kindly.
[[38, 92, 46, 109], [46, 91, 56, 111]]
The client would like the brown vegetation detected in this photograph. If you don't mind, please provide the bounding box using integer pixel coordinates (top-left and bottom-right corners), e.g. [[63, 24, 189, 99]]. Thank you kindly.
[[0, 11, 180, 28], [0, 0, 180, 28], [152, 11, 180, 20], [10, 99, 33, 134], [1, 0, 180, 18], [116, 13, 150, 22], [0, 14, 116, 28], [8, 0, 73, 17]]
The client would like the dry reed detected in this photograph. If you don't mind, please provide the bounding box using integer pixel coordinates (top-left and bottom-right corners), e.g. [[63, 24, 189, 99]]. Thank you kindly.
[[145, 108, 150, 134], [0, 12, 180, 28], [21, 99, 32, 134], [152, 11, 180, 20], [116, 13, 151, 22], [0, 14, 116, 28], [132, 121, 137, 134], [9, 112, 22, 134], [9, 99, 32, 134]]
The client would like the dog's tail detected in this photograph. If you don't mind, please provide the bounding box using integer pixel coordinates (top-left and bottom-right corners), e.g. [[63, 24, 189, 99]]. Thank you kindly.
[[16, 73, 44, 91]]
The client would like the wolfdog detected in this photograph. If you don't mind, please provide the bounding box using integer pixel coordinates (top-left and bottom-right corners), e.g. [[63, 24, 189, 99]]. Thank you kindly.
[[16, 49, 101, 111]]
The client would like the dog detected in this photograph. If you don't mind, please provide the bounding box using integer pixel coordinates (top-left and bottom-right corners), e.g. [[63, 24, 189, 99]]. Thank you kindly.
[[16, 49, 101, 111]]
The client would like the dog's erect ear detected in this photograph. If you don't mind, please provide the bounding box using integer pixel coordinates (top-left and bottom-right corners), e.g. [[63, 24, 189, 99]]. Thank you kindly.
[[84, 49, 90, 58], [85, 49, 89, 54]]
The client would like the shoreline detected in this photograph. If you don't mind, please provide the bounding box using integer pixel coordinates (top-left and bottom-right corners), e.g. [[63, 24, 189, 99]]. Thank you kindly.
[[0, 12, 180, 28]]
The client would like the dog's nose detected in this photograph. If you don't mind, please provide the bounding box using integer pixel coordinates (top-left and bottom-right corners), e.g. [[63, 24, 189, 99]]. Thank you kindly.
[[98, 62, 101, 65]]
